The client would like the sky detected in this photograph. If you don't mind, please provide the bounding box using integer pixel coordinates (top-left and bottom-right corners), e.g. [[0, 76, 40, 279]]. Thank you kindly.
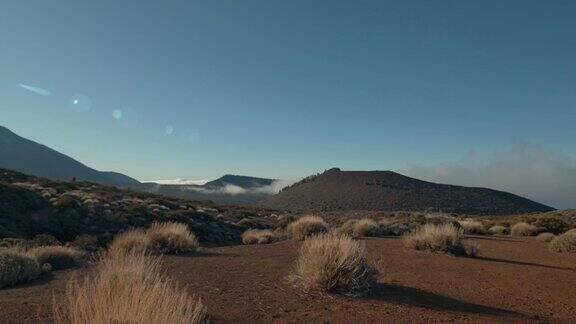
[[1, 1, 575, 207]]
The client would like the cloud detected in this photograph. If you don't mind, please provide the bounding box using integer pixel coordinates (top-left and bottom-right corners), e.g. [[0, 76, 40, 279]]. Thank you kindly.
[[19, 83, 51, 96], [145, 178, 209, 185], [185, 179, 297, 196], [404, 144, 576, 209]]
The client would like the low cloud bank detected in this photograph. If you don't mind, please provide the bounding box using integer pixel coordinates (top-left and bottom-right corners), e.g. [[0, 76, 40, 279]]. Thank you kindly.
[[405, 144, 576, 209], [146, 179, 209, 185], [186, 179, 296, 196]]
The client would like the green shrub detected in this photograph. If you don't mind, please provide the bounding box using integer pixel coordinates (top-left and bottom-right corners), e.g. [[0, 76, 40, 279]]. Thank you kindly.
[[533, 218, 569, 235]]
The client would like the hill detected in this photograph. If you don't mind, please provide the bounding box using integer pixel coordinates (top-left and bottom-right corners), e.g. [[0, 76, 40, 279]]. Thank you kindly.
[[261, 168, 555, 215], [0, 126, 139, 187]]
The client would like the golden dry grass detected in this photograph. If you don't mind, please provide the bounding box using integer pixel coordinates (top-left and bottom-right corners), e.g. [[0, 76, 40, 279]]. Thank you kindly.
[[109, 229, 151, 256], [0, 248, 41, 288], [510, 222, 537, 236], [147, 222, 199, 254], [351, 219, 379, 238], [403, 223, 478, 257], [242, 229, 278, 245], [53, 251, 208, 324], [549, 231, 576, 253], [458, 220, 487, 235], [27, 246, 85, 270], [287, 216, 329, 240], [535, 232, 555, 243], [488, 225, 508, 235], [295, 233, 378, 296]]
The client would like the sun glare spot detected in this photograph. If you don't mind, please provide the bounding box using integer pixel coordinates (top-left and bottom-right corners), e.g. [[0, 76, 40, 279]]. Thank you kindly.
[[69, 94, 92, 112], [112, 109, 123, 120], [165, 125, 174, 135]]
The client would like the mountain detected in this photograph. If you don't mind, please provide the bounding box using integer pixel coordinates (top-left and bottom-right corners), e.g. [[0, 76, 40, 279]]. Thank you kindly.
[[0, 126, 139, 187], [261, 168, 555, 215], [140, 175, 278, 205]]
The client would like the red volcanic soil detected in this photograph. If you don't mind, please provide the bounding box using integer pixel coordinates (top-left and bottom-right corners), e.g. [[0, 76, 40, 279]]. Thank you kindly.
[[1, 236, 575, 323]]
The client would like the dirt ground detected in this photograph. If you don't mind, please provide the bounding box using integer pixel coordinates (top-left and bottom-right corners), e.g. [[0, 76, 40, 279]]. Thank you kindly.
[[1, 235, 575, 323]]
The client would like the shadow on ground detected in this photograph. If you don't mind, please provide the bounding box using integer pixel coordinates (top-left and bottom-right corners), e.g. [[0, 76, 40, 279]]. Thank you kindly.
[[369, 283, 520, 317]]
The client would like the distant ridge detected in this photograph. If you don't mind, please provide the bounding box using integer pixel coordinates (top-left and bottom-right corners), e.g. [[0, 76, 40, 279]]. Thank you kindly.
[[0, 125, 140, 187], [262, 168, 555, 215]]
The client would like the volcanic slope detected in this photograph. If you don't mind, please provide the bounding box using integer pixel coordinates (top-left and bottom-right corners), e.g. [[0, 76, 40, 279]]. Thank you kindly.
[[261, 168, 554, 215]]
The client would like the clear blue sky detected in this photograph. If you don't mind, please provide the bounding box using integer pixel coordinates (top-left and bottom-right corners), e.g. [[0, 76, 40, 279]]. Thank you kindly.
[[1, 1, 575, 183]]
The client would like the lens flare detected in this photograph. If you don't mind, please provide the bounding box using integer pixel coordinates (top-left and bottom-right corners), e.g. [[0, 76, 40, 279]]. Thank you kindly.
[[112, 109, 123, 120], [19, 84, 51, 96], [165, 125, 174, 135], [69, 94, 92, 112]]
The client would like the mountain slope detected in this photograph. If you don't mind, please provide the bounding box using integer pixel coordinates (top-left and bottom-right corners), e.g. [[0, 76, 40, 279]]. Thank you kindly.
[[261, 168, 555, 215], [0, 126, 139, 187]]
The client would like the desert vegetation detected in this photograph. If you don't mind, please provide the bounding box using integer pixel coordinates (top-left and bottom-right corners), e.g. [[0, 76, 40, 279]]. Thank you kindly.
[[458, 220, 487, 235], [295, 233, 378, 296], [53, 251, 208, 323], [287, 216, 329, 240], [242, 229, 279, 245], [535, 233, 555, 242], [27, 246, 85, 270], [488, 225, 508, 235], [109, 222, 199, 255], [549, 231, 576, 253], [510, 222, 538, 236], [0, 248, 41, 288], [403, 223, 478, 257]]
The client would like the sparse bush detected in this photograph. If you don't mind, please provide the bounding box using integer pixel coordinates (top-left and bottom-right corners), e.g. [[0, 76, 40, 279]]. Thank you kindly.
[[30, 234, 61, 247], [72, 234, 100, 252], [488, 225, 508, 235], [287, 216, 329, 240], [403, 224, 478, 257], [147, 222, 199, 254], [295, 233, 378, 296], [549, 231, 576, 253], [458, 220, 487, 235], [336, 220, 358, 237], [109, 229, 150, 256], [533, 218, 569, 235], [510, 222, 537, 236], [242, 229, 278, 245], [236, 218, 259, 229], [352, 219, 379, 237], [379, 218, 418, 236], [27, 246, 85, 270], [275, 214, 296, 229], [53, 252, 208, 323], [536, 232, 555, 242], [0, 249, 41, 288]]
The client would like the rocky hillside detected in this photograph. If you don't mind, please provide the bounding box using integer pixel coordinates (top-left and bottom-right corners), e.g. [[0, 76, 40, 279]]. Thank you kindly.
[[262, 168, 555, 215]]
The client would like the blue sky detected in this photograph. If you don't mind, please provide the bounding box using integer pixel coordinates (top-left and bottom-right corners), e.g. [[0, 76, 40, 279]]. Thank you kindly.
[[1, 1, 575, 195]]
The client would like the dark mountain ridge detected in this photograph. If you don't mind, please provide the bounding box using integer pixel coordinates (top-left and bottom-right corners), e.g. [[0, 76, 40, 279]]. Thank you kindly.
[[0, 126, 139, 187], [262, 168, 555, 215]]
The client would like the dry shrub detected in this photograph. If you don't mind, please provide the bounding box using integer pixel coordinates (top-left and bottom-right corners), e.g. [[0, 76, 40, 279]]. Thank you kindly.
[[336, 220, 358, 237], [352, 219, 379, 237], [147, 222, 199, 255], [0, 249, 41, 288], [488, 225, 508, 235], [403, 224, 478, 257], [510, 222, 537, 236], [549, 231, 576, 253], [295, 233, 378, 296], [536, 232, 555, 242], [242, 229, 278, 245], [109, 229, 150, 256], [27, 246, 85, 270], [275, 214, 296, 229], [287, 216, 328, 240], [379, 218, 419, 236], [458, 220, 487, 235], [53, 252, 208, 323]]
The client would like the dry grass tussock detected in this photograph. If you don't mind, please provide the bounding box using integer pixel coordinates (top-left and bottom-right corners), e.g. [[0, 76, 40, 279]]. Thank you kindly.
[[549, 231, 576, 253], [510, 222, 537, 236], [336, 219, 379, 238], [109, 222, 199, 255], [27, 246, 85, 270], [536, 232, 555, 242], [458, 220, 487, 235], [488, 225, 508, 235], [0, 248, 41, 288], [242, 229, 278, 245], [403, 224, 478, 257], [295, 233, 378, 296], [147, 222, 199, 254], [53, 251, 208, 324], [287, 216, 328, 240]]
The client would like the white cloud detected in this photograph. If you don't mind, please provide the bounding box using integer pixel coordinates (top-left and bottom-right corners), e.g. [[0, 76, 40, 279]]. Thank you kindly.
[[404, 144, 576, 209], [145, 178, 209, 185], [184, 179, 297, 196]]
